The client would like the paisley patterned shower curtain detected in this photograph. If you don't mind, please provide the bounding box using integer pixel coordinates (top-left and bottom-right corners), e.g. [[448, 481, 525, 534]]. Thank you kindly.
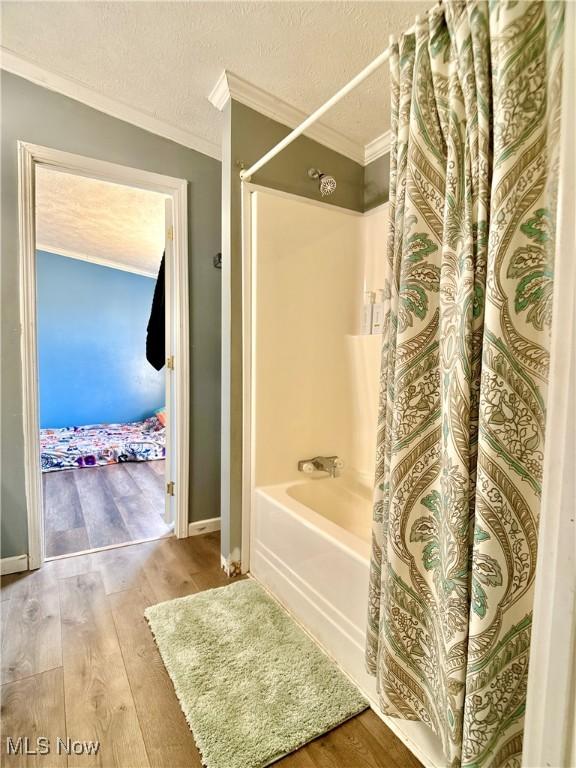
[[366, 2, 564, 767]]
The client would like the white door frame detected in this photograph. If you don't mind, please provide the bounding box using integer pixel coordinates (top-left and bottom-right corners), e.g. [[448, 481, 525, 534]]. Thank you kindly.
[[18, 141, 190, 570], [523, 2, 576, 764], [239, 180, 253, 574]]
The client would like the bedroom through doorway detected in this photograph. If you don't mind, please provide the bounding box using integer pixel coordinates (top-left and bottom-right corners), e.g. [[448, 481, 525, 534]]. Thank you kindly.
[[36, 166, 171, 558]]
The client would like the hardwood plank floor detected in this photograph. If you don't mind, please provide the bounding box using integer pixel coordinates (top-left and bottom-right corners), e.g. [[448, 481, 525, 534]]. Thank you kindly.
[[109, 588, 201, 768], [137, 537, 208, 603], [0, 533, 423, 768], [72, 467, 133, 549], [46, 527, 91, 559], [43, 461, 170, 558], [43, 470, 85, 532], [1, 584, 61, 684], [59, 572, 150, 768], [101, 463, 140, 499], [123, 462, 165, 511], [44, 469, 90, 558], [1, 668, 67, 767]]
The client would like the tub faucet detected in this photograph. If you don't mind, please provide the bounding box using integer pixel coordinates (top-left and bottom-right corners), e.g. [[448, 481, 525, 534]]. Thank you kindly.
[[298, 456, 344, 478]]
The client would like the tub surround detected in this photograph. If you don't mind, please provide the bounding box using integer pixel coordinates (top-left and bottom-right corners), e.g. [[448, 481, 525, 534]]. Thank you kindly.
[[252, 190, 379, 491]]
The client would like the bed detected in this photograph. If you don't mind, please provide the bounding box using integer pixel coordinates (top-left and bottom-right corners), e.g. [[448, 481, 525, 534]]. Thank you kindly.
[[40, 414, 166, 472]]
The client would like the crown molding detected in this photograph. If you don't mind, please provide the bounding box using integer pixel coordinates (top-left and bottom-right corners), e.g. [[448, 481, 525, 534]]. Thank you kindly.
[[208, 70, 231, 112], [209, 70, 367, 165], [36, 243, 158, 278], [364, 130, 392, 165], [1, 48, 390, 168], [1, 47, 221, 160]]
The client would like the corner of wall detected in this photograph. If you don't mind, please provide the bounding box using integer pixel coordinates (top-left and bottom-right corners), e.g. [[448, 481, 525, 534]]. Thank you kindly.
[[363, 152, 390, 213]]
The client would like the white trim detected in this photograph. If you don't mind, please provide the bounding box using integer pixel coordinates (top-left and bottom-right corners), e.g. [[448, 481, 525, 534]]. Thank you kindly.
[[45, 533, 172, 562], [1, 47, 220, 160], [28, 144, 189, 195], [241, 182, 254, 574], [364, 130, 391, 165], [163, 196, 177, 529], [0, 555, 28, 576], [242, 181, 364, 217], [220, 103, 233, 575], [234, 36, 396, 181], [171, 180, 191, 541], [523, 3, 576, 765], [35, 243, 158, 278], [18, 142, 190, 570], [220, 552, 242, 577], [1, 48, 391, 168], [208, 71, 231, 112], [188, 517, 221, 537], [209, 70, 366, 166], [18, 142, 44, 571]]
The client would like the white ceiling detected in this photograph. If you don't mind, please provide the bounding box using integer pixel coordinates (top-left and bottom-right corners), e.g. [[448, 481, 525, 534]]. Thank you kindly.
[[36, 167, 166, 276], [1, 1, 431, 160]]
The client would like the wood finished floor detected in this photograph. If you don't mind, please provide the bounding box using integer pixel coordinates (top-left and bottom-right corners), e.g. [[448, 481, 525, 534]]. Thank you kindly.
[[0, 533, 422, 768], [43, 461, 170, 558]]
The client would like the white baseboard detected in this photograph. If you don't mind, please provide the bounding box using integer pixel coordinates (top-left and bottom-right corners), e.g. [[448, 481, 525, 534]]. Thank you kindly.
[[0, 554, 28, 575], [220, 552, 242, 577], [188, 517, 220, 536]]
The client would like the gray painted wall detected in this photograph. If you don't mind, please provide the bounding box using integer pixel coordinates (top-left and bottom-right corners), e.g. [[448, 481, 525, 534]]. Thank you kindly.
[[233, 102, 365, 212], [364, 153, 390, 211], [1, 71, 222, 558], [220, 101, 366, 564]]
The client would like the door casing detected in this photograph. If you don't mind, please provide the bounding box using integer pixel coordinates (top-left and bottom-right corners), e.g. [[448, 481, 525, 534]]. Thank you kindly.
[[18, 141, 190, 568]]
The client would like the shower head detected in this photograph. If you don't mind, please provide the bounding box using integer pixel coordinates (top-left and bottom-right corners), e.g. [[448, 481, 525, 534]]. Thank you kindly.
[[308, 168, 337, 197]]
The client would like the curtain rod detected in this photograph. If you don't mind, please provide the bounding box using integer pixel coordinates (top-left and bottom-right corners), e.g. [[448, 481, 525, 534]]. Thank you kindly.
[[239, 14, 421, 182]]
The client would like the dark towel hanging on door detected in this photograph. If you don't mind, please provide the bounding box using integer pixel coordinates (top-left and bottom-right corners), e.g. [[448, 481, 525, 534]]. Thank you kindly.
[[146, 253, 165, 371]]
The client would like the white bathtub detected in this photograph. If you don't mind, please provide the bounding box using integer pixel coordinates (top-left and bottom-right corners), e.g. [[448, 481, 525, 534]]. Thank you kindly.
[[251, 477, 446, 768]]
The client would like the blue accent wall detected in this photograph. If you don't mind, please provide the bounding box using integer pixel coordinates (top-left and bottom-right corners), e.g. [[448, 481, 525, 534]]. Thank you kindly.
[[37, 250, 164, 428]]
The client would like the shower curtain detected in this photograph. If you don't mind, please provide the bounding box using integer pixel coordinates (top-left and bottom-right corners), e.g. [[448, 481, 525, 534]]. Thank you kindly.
[[366, 3, 564, 767]]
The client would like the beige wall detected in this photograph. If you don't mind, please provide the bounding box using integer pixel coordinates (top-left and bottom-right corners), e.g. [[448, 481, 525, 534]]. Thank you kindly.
[[362, 204, 389, 291], [253, 189, 388, 490]]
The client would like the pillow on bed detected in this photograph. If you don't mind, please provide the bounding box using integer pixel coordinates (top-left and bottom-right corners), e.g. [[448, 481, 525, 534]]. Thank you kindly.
[[154, 407, 167, 426]]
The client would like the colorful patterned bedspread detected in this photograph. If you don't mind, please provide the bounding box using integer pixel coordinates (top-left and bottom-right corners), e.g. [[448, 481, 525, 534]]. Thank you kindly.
[[40, 416, 165, 472]]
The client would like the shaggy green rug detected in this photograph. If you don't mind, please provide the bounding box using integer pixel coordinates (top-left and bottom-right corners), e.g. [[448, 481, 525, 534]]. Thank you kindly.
[[145, 579, 368, 768]]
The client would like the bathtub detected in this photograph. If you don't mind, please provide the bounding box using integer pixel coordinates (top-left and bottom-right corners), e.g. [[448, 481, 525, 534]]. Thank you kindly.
[[251, 476, 446, 768]]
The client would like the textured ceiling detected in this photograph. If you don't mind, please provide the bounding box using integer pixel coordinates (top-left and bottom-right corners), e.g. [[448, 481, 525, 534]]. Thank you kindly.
[[1, 1, 431, 155], [36, 167, 166, 276]]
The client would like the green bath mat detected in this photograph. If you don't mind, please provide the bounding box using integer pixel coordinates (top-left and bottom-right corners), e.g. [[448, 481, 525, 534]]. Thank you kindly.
[[145, 579, 368, 768]]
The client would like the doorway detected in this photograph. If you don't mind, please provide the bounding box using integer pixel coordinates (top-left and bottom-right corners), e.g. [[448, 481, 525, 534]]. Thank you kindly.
[[18, 143, 190, 568]]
